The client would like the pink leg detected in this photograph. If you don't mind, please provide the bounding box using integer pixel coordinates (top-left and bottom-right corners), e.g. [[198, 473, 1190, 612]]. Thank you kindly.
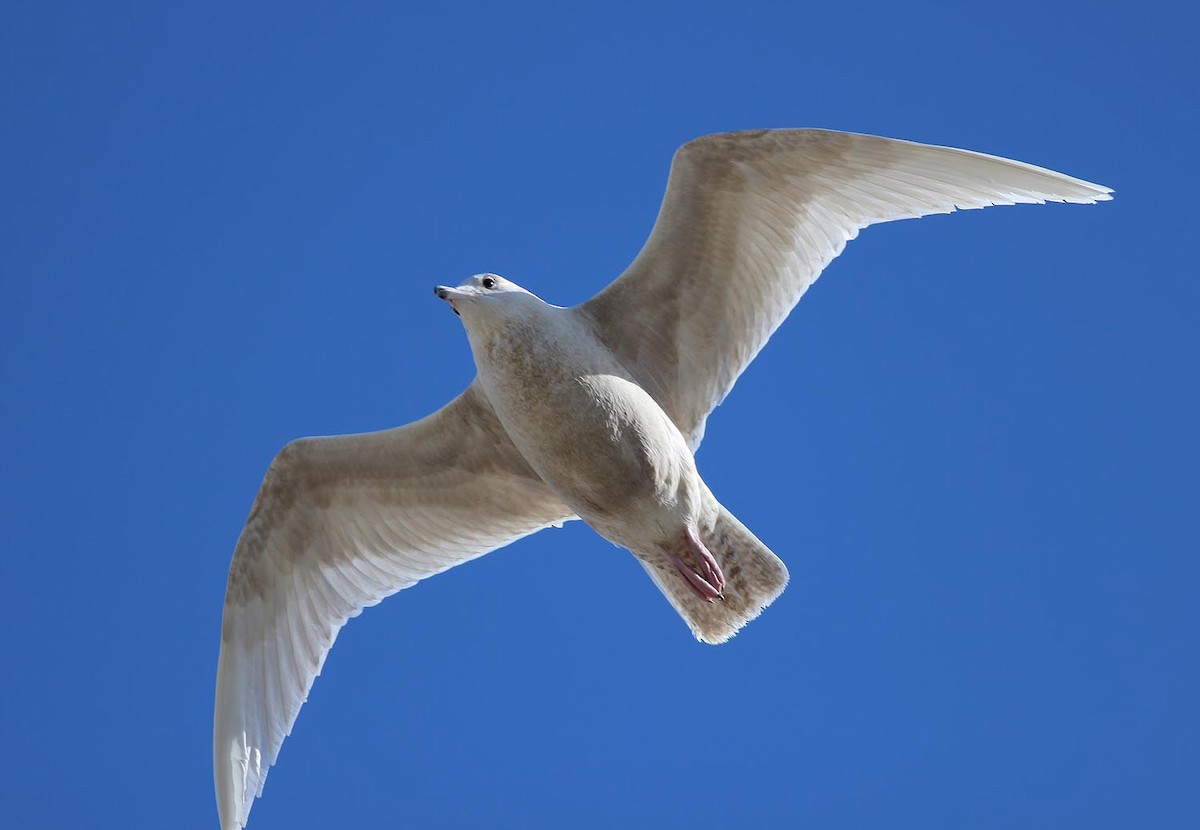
[[686, 527, 726, 593], [661, 528, 726, 603], [666, 553, 723, 602]]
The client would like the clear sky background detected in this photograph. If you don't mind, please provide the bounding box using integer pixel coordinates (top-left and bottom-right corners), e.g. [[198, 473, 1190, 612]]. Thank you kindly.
[[2, 2, 1196, 828]]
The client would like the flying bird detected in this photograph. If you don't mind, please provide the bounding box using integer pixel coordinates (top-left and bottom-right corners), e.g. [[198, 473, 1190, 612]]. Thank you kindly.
[[214, 129, 1111, 828]]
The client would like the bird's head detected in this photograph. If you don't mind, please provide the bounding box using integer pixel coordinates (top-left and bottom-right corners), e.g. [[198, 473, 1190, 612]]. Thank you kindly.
[[434, 273, 542, 325]]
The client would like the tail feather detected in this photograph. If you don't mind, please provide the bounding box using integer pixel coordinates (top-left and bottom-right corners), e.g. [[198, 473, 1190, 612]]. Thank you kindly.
[[641, 506, 788, 644]]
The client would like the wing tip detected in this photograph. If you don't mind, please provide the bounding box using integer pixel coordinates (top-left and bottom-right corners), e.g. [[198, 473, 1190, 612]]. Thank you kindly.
[[1047, 177, 1114, 204]]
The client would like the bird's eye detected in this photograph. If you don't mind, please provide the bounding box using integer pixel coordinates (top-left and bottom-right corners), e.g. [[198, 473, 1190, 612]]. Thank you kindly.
[[481, 277, 496, 289]]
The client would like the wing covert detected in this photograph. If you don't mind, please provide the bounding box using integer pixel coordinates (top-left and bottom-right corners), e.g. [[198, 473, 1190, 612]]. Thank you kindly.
[[581, 129, 1112, 449], [214, 381, 573, 829]]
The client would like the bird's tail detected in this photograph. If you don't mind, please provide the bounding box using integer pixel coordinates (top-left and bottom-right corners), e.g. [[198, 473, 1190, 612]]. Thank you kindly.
[[640, 505, 789, 644]]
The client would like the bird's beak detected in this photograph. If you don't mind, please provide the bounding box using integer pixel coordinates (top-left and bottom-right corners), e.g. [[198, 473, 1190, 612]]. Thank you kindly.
[[435, 285, 476, 301], [434, 285, 473, 316]]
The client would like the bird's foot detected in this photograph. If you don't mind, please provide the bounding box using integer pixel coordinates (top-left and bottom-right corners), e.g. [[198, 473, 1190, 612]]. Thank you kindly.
[[663, 528, 725, 603], [687, 527, 726, 593]]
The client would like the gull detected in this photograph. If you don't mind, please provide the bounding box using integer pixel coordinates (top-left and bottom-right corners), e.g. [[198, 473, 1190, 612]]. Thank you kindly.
[[214, 128, 1111, 828]]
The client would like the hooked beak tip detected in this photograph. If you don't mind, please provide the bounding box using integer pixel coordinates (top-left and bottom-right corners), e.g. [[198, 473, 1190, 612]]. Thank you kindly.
[[435, 285, 461, 315]]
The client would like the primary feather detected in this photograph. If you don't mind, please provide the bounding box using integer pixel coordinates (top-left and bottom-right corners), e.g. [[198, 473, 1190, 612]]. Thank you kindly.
[[214, 384, 574, 829]]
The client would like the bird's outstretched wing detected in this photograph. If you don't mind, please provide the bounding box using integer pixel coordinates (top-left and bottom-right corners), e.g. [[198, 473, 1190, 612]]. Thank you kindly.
[[580, 129, 1112, 449], [214, 381, 573, 830]]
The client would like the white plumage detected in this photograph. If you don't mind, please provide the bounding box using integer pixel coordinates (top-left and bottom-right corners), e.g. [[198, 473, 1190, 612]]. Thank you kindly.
[[215, 129, 1111, 829]]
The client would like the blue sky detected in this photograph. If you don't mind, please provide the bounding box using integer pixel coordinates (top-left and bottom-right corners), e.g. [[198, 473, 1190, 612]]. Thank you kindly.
[[2, 2, 1196, 828]]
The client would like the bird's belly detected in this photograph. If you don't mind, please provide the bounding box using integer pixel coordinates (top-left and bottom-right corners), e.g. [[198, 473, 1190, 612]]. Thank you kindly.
[[479, 346, 699, 541]]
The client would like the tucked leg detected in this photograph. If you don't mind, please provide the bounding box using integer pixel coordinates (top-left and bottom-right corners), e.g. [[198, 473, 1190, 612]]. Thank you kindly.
[[660, 526, 726, 603], [665, 552, 723, 602], [686, 527, 725, 592]]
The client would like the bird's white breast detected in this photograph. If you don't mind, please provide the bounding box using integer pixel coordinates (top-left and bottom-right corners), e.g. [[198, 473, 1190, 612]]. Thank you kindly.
[[467, 304, 700, 542]]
